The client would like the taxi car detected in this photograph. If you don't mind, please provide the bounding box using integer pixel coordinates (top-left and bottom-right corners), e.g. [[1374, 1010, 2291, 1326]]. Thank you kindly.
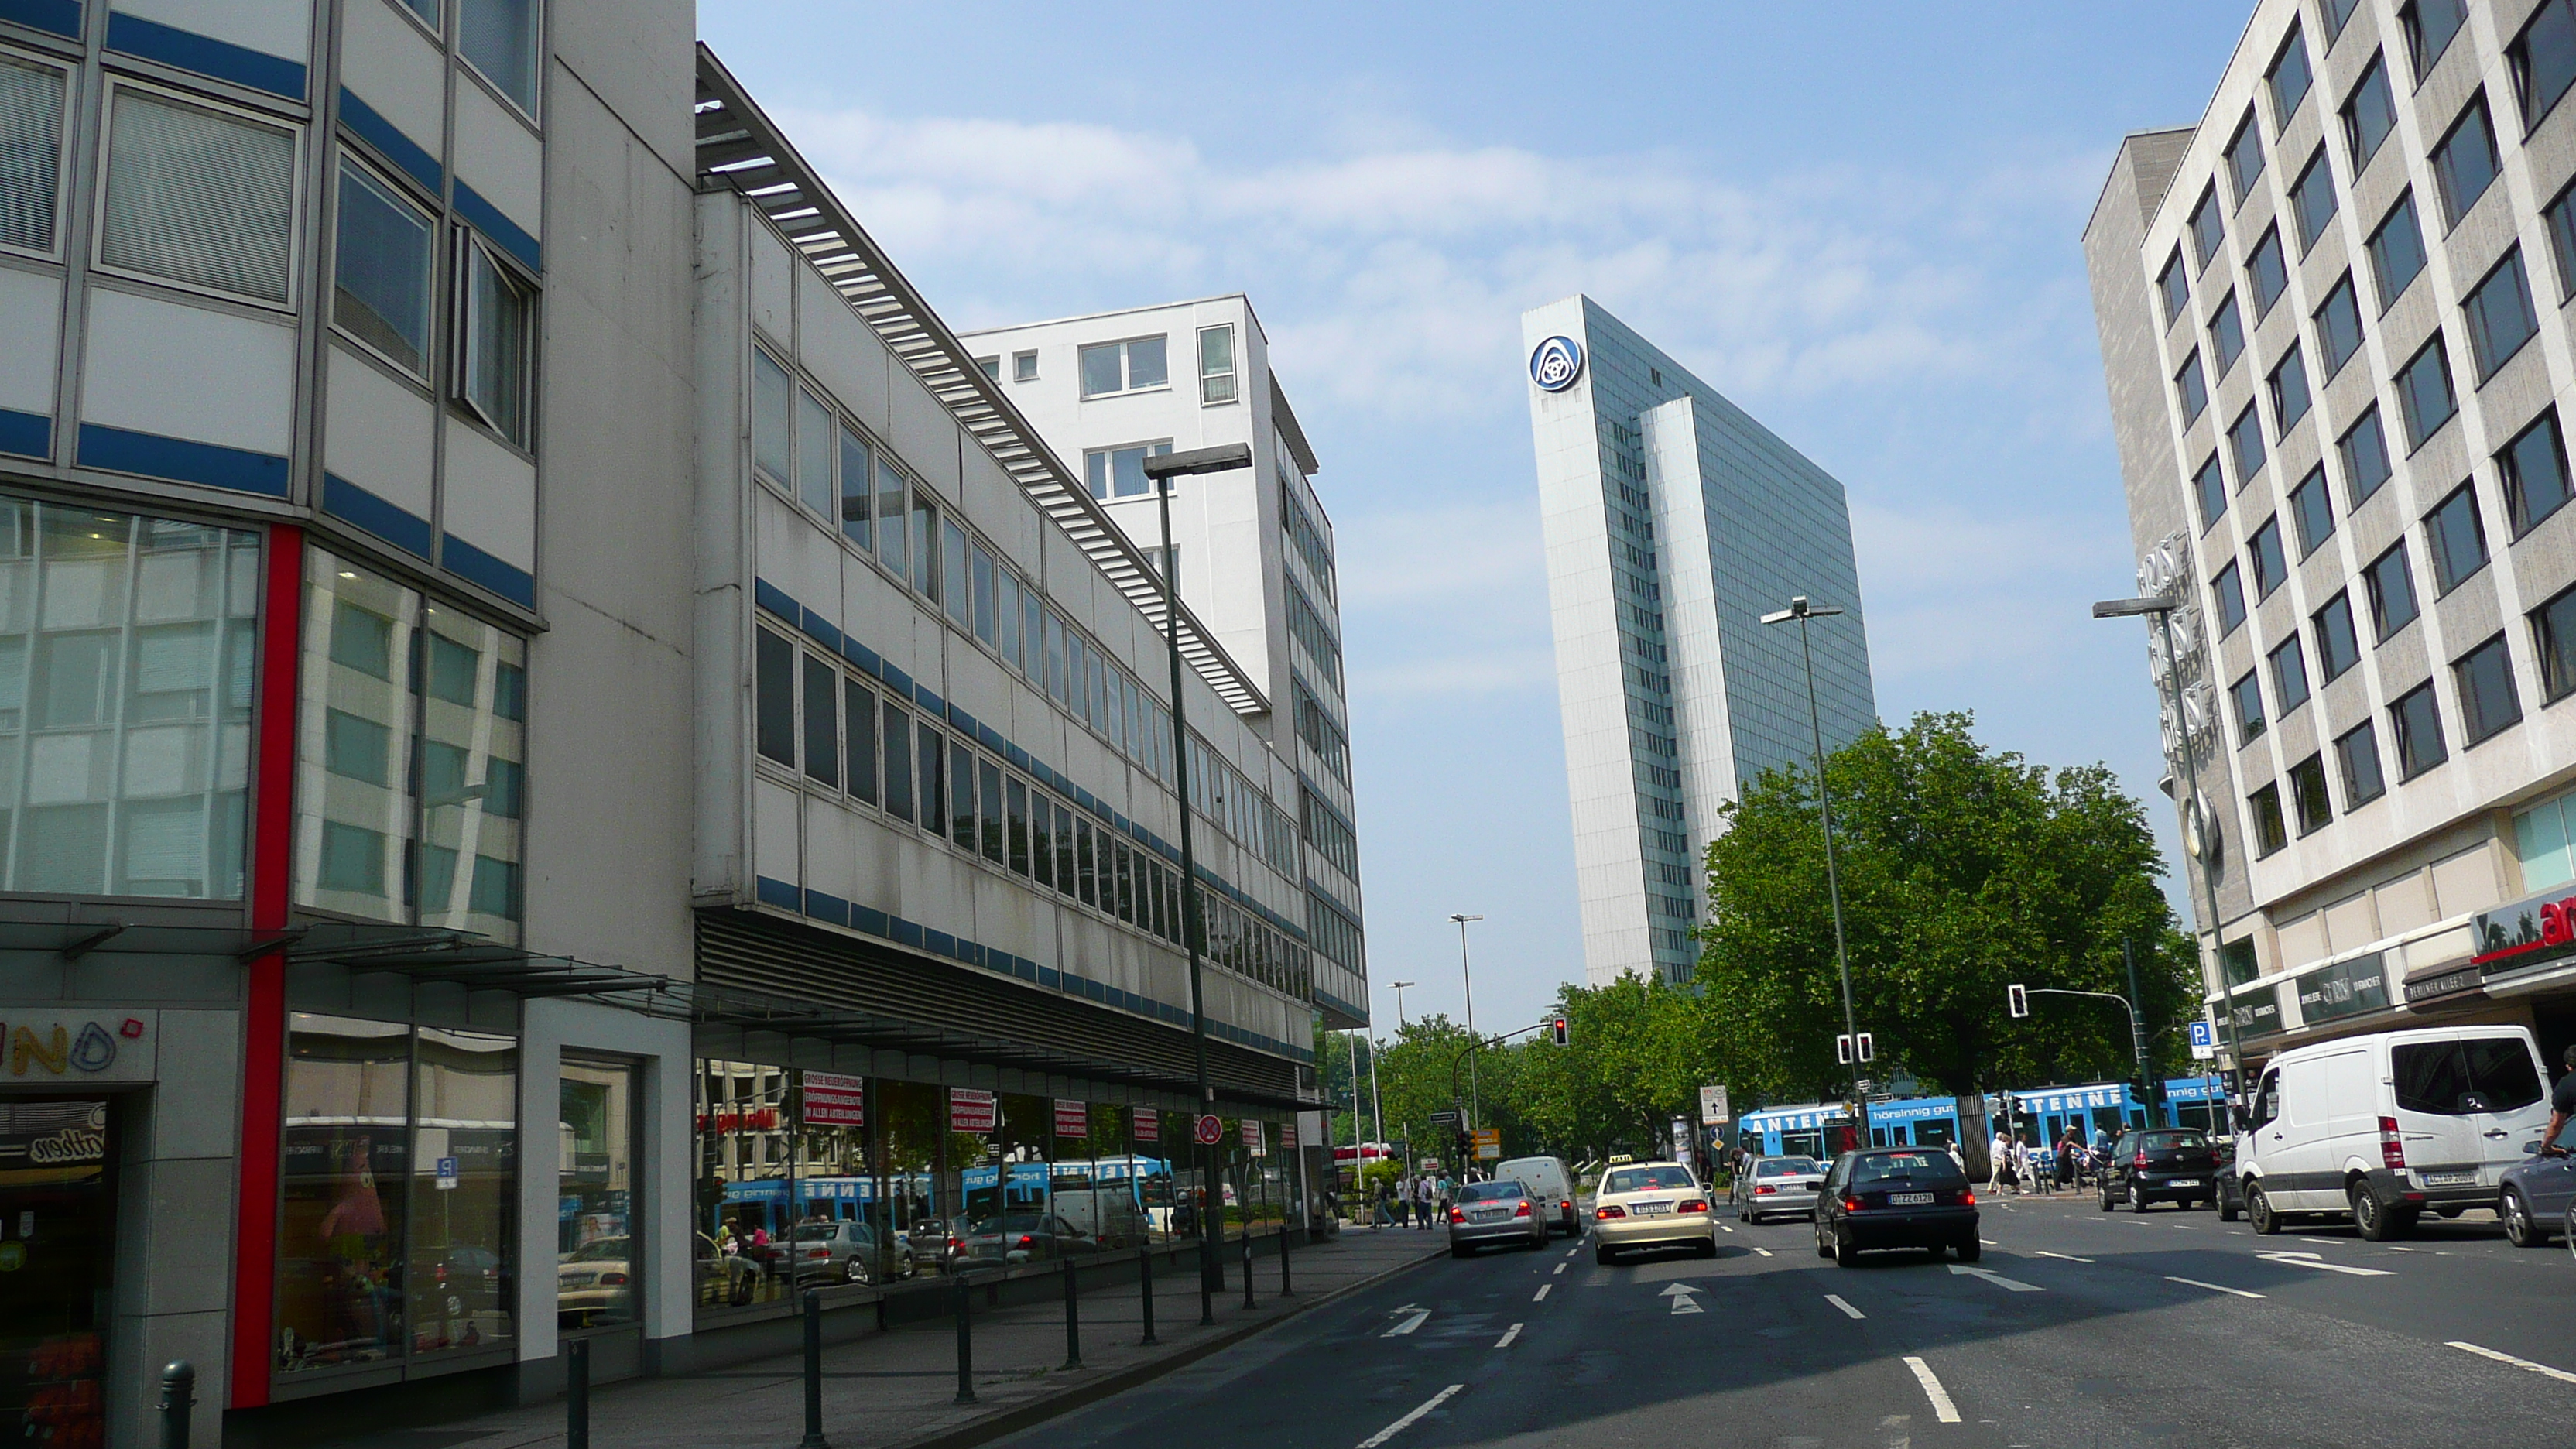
[[1589, 1160, 1718, 1265]]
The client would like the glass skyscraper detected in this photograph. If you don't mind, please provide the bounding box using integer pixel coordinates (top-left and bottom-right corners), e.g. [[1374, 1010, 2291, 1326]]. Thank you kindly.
[[1523, 296, 1878, 987]]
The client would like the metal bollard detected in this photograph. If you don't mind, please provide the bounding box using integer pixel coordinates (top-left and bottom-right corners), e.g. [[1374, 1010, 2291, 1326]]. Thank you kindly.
[[566, 1338, 591, 1449], [1279, 1222, 1294, 1297], [951, 1272, 976, 1405], [1138, 1244, 1159, 1345], [1241, 1230, 1255, 1308], [1061, 1256, 1083, 1370], [157, 1362, 194, 1449], [800, 1288, 829, 1449]]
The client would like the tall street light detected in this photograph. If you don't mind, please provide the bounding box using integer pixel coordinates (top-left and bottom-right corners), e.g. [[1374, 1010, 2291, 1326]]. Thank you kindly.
[[1141, 441, 1251, 1323], [1758, 596, 1868, 1148], [2093, 593, 2245, 1120], [1388, 980, 1416, 1028], [1449, 913, 1484, 1128]]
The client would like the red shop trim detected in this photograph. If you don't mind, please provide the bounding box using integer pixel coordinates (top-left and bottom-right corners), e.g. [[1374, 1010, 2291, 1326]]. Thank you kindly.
[[231, 523, 302, 1410]]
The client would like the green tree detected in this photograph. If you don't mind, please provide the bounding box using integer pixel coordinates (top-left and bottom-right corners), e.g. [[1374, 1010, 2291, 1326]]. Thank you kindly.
[[1696, 711, 2194, 1105]]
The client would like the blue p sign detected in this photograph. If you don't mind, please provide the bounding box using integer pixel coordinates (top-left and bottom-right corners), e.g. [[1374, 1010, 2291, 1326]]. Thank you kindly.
[[2187, 1020, 2215, 1050]]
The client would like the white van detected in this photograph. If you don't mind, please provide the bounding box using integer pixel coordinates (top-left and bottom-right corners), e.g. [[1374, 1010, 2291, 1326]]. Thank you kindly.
[[1493, 1156, 1577, 1236], [2238, 1024, 2552, 1240]]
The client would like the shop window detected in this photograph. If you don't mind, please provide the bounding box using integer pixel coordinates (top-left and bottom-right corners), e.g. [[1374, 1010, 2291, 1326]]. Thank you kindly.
[[0, 497, 257, 899], [559, 1059, 637, 1331], [0, 1099, 111, 1449]]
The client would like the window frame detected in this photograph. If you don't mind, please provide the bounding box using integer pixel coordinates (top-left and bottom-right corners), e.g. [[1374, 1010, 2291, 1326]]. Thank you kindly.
[[2534, 580, 2576, 703], [1077, 334, 1173, 399], [2395, 333, 2458, 451], [2194, 452, 2228, 533], [2335, 718, 2386, 807], [2271, 632, 2312, 714], [2454, 632, 2526, 745], [2269, 343, 2311, 431], [2365, 189, 2428, 312], [2339, 404, 2393, 506], [2247, 224, 2290, 315], [2249, 514, 2288, 599], [2314, 274, 2365, 378], [2500, 409, 2575, 537], [2424, 481, 2491, 594], [2190, 184, 2227, 270], [2404, 0, 2471, 81], [1197, 323, 1236, 406], [90, 77, 305, 312], [2225, 108, 2268, 207], [2232, 667, 2269, 745], [2176, 348, 2209, 423], [452, 226, 537, 452], [2364, 538, 2420, 640], [2210, 289, 2247, 375], [2430, 94, 2502, 229], [2343, 52, 2400, 170], [2314, 590, 2362, 681], [0, 47, 71, 263], [2289, 465, 2334, 557], [2269, 22, 2314, 125], [2289, 147, 2339, 255], [2464, 246, 2543, 382], [2392, 679, 2449, 778], [456, 0, 544, 124], [2289, 752, 2334, 835], [329, 152, 439, 382], [2158, 248, 2191, 328], [2510, 0, 2576, 133], [2249, 782, 2290, 857], [2228, 401, 2267, 485], [2214, 560, 2249, 635]]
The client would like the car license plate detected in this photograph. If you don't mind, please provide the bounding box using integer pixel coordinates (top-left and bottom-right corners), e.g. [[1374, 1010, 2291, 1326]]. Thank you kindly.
[[1632, 1201, 1672, 1215], [2422, 1170, 2478, 1187], [1889, 1192, 1934, 1207], [1471, 1209, 1504, 1222], [2167, 1179, 2201, 1188]]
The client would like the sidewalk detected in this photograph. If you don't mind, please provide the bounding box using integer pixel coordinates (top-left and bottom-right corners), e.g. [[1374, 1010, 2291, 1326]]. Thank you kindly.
[[310, 1225, 1444, 1449]]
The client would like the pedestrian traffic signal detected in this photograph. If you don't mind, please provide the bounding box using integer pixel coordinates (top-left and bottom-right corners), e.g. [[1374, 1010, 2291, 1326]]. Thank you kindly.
[[1550, 1016, 1570, 1047], [1855, 1032, 1874, 1064], [1835, 1033, 1853, 1064], [1454, 1129, 1472, 1161], [2007, 983, 2030, 1018]]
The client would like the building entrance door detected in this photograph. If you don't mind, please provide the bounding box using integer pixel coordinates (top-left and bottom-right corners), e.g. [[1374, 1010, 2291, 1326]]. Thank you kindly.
[[0, 1098, 115, 1449]]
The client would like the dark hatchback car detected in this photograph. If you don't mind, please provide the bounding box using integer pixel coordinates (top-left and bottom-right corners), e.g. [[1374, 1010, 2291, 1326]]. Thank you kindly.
[[2097, 1128, 2219, 1212], [1814, 1148, 1979, 1266]]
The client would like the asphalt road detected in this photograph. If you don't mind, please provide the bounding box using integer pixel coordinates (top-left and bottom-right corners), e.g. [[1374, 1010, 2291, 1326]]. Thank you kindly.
[[996, 1194, 2576, 1449]]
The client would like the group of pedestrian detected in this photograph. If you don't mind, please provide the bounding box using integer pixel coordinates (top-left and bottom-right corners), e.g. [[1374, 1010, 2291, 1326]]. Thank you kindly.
[[1985, 1125, 2116, 1195], [1371, 1171, 1454, 1228]]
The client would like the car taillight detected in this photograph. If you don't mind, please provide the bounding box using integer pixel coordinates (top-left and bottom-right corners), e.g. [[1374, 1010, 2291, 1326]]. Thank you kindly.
[[1755, 1184, 1776, 1194], [2379, 1115, 2406, 1170], [1018, 1235, 1036, 1246], [804, 1248, 827, 1260], [601, 1273, 629, 1286], [1595, 1204, 1625, 1219], [1841, 1197, 1863, 1213], [2134, 1150, 2149, 1168], [1963, 1189, 1976, 1206], [1515, 1201, 1533, 1217], [1448, 1208, 1465, 1223], [1679, 1199, 1708, 1213], [1561, 1200, 1572, 1212]]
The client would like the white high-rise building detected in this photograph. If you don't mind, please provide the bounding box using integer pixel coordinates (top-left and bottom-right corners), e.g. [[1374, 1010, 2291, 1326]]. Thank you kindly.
[[959, 300, 1368, 1028], [1523, 296, 1879, 988]]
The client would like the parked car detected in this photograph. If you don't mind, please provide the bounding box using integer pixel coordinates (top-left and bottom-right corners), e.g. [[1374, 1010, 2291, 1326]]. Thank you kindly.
[[961, 1214, 1102, 1265], [1738, 1155, 1824, 1224], [557, 1237, 635, 1325], [2096, 1128, 2219, 1212], [1813, 1147, 1978, 1266], [2238, 1025, 2553, 1241], [789, 1220, 916, 1283], [1447, 1179, 1548, 1256], [1590, 1160, 1717, 1266], [1493, 1156, 1579, 1236], [2497, 1128, 2576, 1246]]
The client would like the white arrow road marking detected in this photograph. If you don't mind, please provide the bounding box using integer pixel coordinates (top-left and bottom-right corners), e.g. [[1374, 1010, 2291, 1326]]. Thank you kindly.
[[2257, 1251, 2394, 1277], [2166, 1275, 2265, 1299], [2451, 1341, 2576, 1386], [1752, 1246, 1775, 1257], [1493, 1322, 1523, 1348], [1533, 1283, 1552, 1301], [1660, 1283, 1701, 1299], [1947, 1264, 2044, 1292], [1670, 1294, 1704, 1314], [1825, 1293, 1866, 1320], [2031, 1250, 2095, 1263], [1357, 1384, 1466, 1449], [1902, 1356, 1961, 1423], [1382, 1305, 1431, 1337]]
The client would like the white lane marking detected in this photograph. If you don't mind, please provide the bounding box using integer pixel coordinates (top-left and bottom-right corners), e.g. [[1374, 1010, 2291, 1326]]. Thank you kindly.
[[2385, 1245, 2418, 1252], [1533, 1283, 1552, 1301], [1493, 1322, 1523, 1348], [1979, 1238, 1998, 1246], [2299, 1237, 2345, 1245], [2256, 1250, 2394, 1277], [1947, 1264, 2044, 1292], [1565, 1246, 1579, 1258], [1382, 1305, 1431, 1337], [2166, 1275, 2265, 1299], [2031, 1250, 2095, 1263], [1720, 1224, 1735, 1233], [1902, 1356, 1961, 1423], [1553, 1262, 1566, 1275], [1752, 1246, 1775, 1257], [1356, 1384, 1466, 1449], [1825, 1293, 1866, 1320], [2450, 1341, 2576, 1386]]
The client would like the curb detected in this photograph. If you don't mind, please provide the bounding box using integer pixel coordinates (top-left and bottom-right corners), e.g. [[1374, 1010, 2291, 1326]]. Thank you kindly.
[[882, 1239, 1447, 1449]]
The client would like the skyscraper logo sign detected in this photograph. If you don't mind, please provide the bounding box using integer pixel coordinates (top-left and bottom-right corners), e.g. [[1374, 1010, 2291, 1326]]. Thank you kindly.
[[1530, 336, 1584, 392]]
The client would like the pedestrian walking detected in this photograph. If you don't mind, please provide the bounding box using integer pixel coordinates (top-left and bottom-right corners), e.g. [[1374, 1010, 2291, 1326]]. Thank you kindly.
[[1988, 1131, 2015, 1196]]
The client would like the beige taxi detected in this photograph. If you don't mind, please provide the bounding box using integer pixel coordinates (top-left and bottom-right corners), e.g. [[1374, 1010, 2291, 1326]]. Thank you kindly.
[[1590, 1160, 1718, 1266]]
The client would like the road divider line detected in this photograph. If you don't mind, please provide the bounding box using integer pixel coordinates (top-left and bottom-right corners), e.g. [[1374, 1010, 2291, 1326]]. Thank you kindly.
[[1357, 1384, 1466, 1449], [1902, 1356, 1961, 1423], [1720, 1224, 1735, 1233], [1825, 1293, 1865, 1320], [2450, 1341, 2576, 1386], [1979, 1239, 1998, 1246], [1752, 1246, 1774, 1257], [1533, 1283, 1552, 1302], [1566, 1246, 1579, 1257], [1493, 1323, 1523, 1349], [2166, 1276, 2265, 1299], [2299, 1238, 2343, 1245], [2032, 1250, 2095, 1263], [1553, 1262, 1566, 1275]]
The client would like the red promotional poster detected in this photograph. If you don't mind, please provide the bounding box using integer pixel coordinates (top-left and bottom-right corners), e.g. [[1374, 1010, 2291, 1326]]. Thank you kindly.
[[1241, 1119, 1263, 1152], [803, 1071, 864, 1128], [1132, 1111, 1160, 1143], [1279, 1118, 1297, 1149], [949, 1088, 997, 1133], [1053, 1099, 1088, 1138]]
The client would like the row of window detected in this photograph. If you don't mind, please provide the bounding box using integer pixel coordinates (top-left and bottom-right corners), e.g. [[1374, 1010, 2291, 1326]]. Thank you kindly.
[[1290, 671, 1349, 785], [751, 622, 1311, 999], [1283, 572, 1342, 692], [975, 325, 1238, 407], [1306, 886, 1362, 976], [1279, 474, 1337, 596], [1184, 724, 1300, 879], [1298, 783, 1360, 881]]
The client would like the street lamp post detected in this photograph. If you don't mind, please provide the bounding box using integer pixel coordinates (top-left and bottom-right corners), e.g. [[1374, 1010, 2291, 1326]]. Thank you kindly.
[[1758, 597, 1868, 1147], [1142, 442, 1252, 1324], [1389, 980, 1415, 1029], [1449, 914, 1484, 1129], [2093, 594, 2247, 1122]]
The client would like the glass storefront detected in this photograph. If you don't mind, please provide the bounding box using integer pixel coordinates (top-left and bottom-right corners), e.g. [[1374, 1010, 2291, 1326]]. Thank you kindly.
[[278, 1015, 517, 1378], [0, 1099, 113, 1449], [558, 1060, 637, 1331], [0, 495, 257, 898]]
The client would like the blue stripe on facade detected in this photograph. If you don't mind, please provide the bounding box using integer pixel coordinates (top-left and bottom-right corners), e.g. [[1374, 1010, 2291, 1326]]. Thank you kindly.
[[913, 685, 943, 714], [851, 904, 889, 937], [879, 662, 913, 699], [440, 533, 536, 608], [841, 637, 879, 674], [105, 12, 305, 99], [755, 875, 800, 910], [0, 0, 77, 37], [803, 889, 849, 927], [754, 578, 797, 621], [77, 423, 287, 496], [452, 180, 542, 272], [800, 606, 842, 653], [889, 918, 923, 950], [338, 87, 441, 194], [0, 408, 50, 461], [946, 702, 978, 735], [323, 474, 433, 557], [923, 927, 954, 957], [1036, 966, 1060, 988]]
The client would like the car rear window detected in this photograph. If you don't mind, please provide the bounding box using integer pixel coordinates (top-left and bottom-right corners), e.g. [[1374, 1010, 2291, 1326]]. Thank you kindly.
[[1604, 1166, 1697, 1194], [1758, 1157, 1819, 1177], [1458, 1181, 1524, 1202], [2139, 1131, 2208, 1149], [1850, 1152, 1967, 1188], [793, 1224, 840, 1241], [2393, 1038, 2543, 1115]]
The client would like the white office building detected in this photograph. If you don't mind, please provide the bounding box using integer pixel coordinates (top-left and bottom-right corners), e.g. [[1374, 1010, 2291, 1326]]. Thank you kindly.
[[958, 300, 1368, 1029], [1522, 296, 1879, 988]]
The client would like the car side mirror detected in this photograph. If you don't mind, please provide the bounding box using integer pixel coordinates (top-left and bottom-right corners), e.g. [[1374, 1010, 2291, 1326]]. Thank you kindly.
[[2525, 1141, 2543, 1156]]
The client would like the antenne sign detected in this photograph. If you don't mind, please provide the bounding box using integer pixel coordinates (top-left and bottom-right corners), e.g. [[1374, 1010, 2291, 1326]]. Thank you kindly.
[[2, 1011, 157, 1084]]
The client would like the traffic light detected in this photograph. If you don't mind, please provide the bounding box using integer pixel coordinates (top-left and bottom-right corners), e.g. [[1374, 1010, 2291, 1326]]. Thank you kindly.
[[1836, 1033, 1854, 1064], [2007, 983, 2030, 1018], [1454, 1129, 1472, 1162], [1550, 1016, 1570, 1047], [1855, 1032, 1875, 1063]]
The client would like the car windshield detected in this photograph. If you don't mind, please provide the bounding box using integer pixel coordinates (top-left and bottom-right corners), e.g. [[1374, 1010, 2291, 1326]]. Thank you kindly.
[[2139, 1130, 2208, 1150], [1603, 1166, 1697, 1194], [567, 1238, 629, 1262], [1850, 1153, 1966, 1188], [1458, 1181, 1525, 1202], [1758, 1158, 1819, 1177]]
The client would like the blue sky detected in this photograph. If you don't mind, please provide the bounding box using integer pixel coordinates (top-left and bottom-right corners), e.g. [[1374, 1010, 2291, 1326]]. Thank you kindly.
[[697, 2, 2258, 1036]]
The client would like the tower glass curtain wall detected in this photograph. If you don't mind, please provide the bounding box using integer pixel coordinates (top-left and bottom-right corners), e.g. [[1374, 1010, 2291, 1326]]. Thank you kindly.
[[1525, 296, 1877, 988]]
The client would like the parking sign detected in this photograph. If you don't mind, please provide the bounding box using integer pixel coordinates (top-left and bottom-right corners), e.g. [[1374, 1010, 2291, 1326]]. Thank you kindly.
[[2188, 1019, 2216, 1059]]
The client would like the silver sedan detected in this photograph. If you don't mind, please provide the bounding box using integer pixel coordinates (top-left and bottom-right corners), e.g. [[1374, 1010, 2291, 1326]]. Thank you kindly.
[[1448, 1180, 1548, 1256], [1739, 1155, 1824, 1223]]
